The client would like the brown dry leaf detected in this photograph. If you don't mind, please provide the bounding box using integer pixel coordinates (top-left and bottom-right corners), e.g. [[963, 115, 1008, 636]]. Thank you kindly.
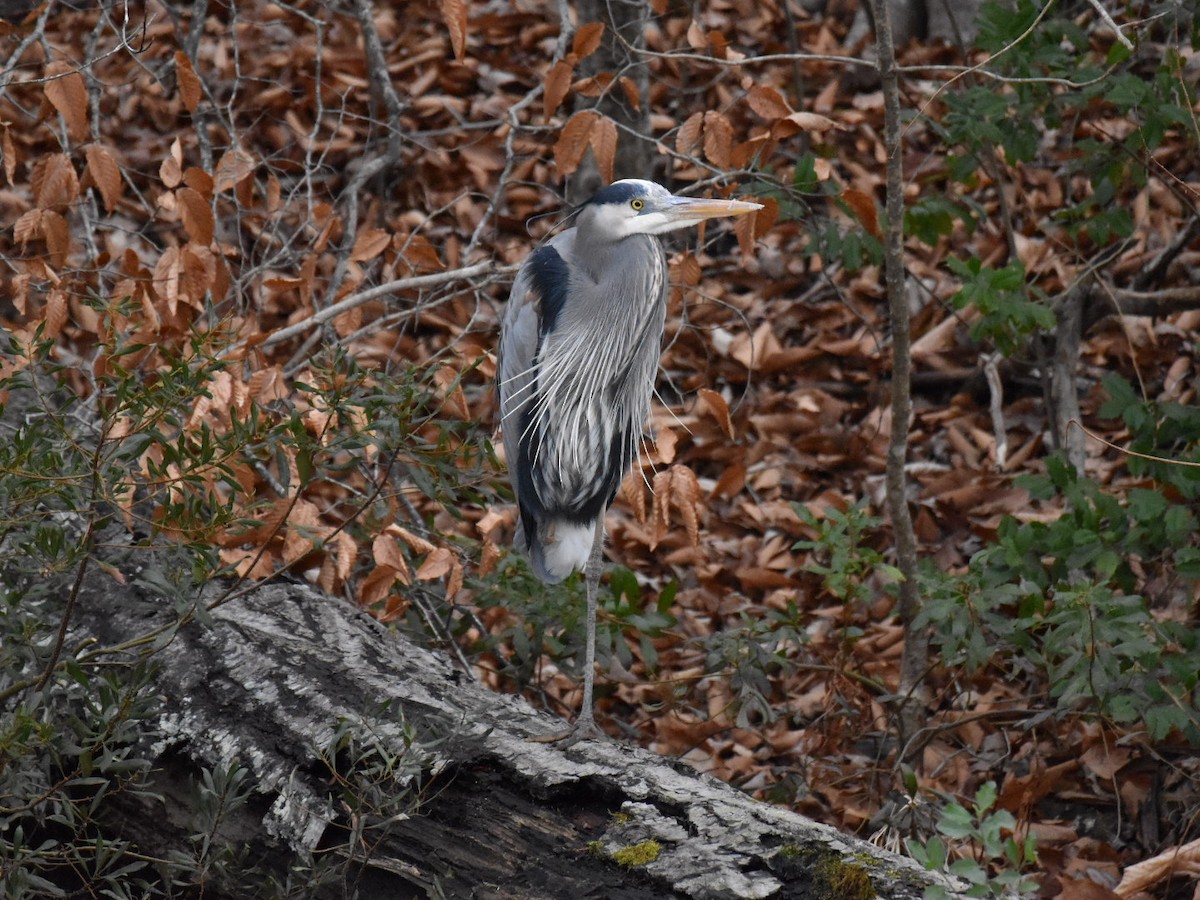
[[386, 523, 436, 555], [735, 208, 758, 257], [282, 499, 322, 565], [702, 110, 732, 167], [842, 188, 880, 238], [746, 83, 792, 119], [351, 227, 391, 262], [153, 247, 182, 314], [1116, 837, 1200, 897], [554, 109, 598, 177], [214, 146, 255, 193], [43, 61, 88, 141], [1080, 742, 1132, 781], [543, 58, 575, 118], [440, 0, 468, 61], [434, 365, 470, 419], [13, 209, 40, 245], [177, 186, 214, 245], [40, 210, 70, 268], [1058, 878, 1122, 900], [247, 365, 289, 404], [676, 111, 704, 156], [786, 111, 842, 132], [397, 233, 444, 271], [359, 563, 401, 606], [573, 22, 605, 57], [31, 153, 79, 210], [416, 547, 454, 581], [373, 533, 411, 581], [621, 469, 649, 524], [160, 137, 183, 189], [95, 559, 128, 585], [331, 531, 356, 586], [651, 465, 702, 548], [618, 75, 641, 111], [183, 166, 214, 197], [590, 113, 617, 183], [698, 388, 735, 440], [0, 124, 15, 185], [174, 50, 202, 114], [686, 19, 707, 49], [83, 144, 122, 213], [43, 289, 68, 338], [446, 560, 463, 599], [179, 245, 216, 308], [479, 540, 502, 577]]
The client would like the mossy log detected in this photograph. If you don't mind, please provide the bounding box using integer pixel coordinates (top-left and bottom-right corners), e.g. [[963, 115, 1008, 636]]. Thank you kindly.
[[71, 559, 964, 900]]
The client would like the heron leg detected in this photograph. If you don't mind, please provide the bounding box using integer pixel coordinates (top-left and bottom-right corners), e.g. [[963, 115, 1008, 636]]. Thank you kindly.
[[575, 517, 606, 733], [533, 517, 606, 746]]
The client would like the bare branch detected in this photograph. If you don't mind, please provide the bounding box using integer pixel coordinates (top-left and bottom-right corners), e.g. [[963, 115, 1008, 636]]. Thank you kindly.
[[260, 261, 507, 350], [869, 0, 927, 762]]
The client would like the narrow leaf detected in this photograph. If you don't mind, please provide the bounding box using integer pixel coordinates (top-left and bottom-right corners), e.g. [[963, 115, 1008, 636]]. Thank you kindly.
[[573, 22, 605, 58], [590, 113, 617, 184], [84, 144, 122, 212], [177, 186, 215, 245], [702, 110, 732, 167], [44, 60, 88, 141], [698, 388, 735, 440], [543, 58, 575, 118], [842, 189, 880, 238], [174, 50, 202, 114], [554, 110, 598, 177], [676, 111, 703, 156], [440, 0, 468, 61]]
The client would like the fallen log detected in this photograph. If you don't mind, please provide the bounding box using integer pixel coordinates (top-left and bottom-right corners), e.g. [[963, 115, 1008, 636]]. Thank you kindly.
[[70, 557, 961, 899]]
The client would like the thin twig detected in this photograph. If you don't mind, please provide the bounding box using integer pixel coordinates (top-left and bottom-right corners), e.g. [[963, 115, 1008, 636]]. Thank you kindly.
[[261, 261, 505, 350], [870, 0, 927, 763]]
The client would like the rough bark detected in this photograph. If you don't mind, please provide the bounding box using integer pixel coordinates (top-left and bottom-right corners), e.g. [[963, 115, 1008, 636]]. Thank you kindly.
[[567, 0, 654, 204], [869, 0, 928, 761], [65, 550, 963, 899]]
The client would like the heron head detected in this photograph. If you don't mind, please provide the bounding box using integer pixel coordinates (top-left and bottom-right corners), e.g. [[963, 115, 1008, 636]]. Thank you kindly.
[[580, 179, 761, 240]]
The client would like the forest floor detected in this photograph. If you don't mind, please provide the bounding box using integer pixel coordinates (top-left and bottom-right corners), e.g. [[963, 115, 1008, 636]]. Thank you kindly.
[[2, 0, 1199, 896]]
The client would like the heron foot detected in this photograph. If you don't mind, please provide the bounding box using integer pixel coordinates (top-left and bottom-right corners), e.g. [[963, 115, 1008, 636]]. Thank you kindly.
[[529, 715, 606, 747]]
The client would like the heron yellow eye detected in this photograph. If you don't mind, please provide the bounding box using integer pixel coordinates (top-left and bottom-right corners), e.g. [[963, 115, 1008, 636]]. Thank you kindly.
[[631, 199, 644, 211]]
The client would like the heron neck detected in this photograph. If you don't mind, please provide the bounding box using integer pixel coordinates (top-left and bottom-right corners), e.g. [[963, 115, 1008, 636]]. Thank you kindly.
[[572, 230, 657, 282]]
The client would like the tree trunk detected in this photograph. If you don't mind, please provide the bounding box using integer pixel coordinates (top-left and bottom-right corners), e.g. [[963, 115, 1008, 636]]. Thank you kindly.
[[65, 552, 963, 899]]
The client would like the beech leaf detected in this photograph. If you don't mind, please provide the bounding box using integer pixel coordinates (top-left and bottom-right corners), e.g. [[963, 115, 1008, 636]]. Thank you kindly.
[[440, 0, 468, 61], [84, 144, 122, 213], [177, 186, 215, 245], [543, 58, 575, 119], [174, 50, 202, 114], [43, 61, 88, 141], [573, 22, 605, 58], [590, 113, 617, 184], [554, 109, 599, 177], [746, 83, 792, 119], [702, 110, 732, 167]]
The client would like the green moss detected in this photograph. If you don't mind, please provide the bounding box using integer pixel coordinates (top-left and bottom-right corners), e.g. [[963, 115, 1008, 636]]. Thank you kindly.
[[778, 843, 804, 858], [587, 840, 606, 857], [611, 810, 633, 825], [611, 840, 662, 868], [814, 855, 875, 900]]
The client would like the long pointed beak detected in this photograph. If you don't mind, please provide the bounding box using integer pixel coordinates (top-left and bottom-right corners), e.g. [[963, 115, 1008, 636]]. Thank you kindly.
[[665, 194, 763, 223]]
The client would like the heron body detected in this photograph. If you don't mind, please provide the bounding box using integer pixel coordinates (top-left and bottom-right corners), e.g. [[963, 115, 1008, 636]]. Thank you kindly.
[[498, 179, 760, 741]]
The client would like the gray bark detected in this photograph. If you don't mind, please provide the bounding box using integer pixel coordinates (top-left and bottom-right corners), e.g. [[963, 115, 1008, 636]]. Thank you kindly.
[[67, 551, 964, 899]]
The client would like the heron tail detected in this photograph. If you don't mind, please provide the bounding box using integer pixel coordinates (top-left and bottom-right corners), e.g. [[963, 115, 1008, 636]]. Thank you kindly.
[[516, 515, 594, 584]]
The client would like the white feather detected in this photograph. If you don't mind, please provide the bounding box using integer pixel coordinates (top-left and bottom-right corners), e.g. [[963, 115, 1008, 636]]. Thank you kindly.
[[534, 521, 595, 583]]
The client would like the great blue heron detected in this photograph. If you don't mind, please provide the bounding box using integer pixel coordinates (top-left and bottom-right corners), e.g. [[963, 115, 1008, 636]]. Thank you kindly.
[[498, 178, 761, 743]]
